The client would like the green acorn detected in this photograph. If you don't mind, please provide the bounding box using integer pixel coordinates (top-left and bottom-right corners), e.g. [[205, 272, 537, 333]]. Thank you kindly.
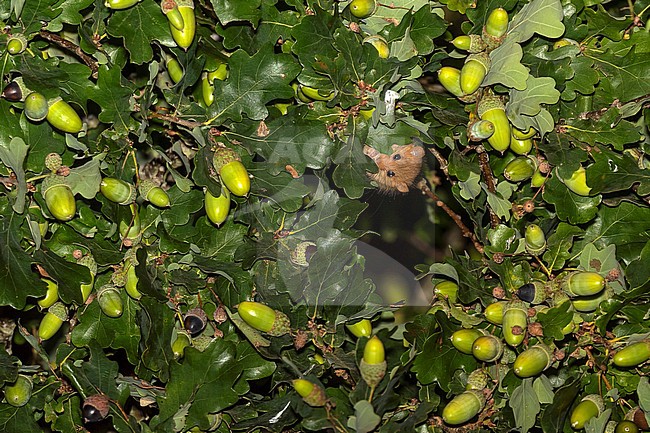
[[502, 300, 527, 347], [124, 263, 141, 300], [346, 319, 372, 338], [4, 375, 33, 407], [39, 301, 67, 341], [442, 390, 486, 425], [460, 53, 490, 95], [612, 341, 650, 368], [571, 287, 612, 313], [105, 0, 140, 8], [201, 65, 228, 106], [452, 35, 487, 53], [434, 280, 459, 303], [363, 35, 390, 59], [97, 285, 123, 318], [119, 204, 141, 242], [37, 278, 59, 309], [212, 148, 251, 196], [100, 177, 136, 205], [465, 369, 489, 391], [292, 379, 327, 407], [300, 85, 335, 102], [504, 156, 536, 182], [570, 394, 604, 430], [204, 187, 231, 226], [77, 254, 97, 302], [349, 0, 376, 18], [290, 241, 317, 267], [615, 421, 639, 433], [238, 301, 291, 336], [161, 0, 185, 30], [7, 35, 27, 55], [513, 344, 553, 378], [468, 120, 495, 141], [360, 335, 387, 388], [46, 97, 83, 134], [525, 224, 546, 256], [138, 180, 170, 207], [169, 0, 195, 50], [171, 330, 192, 359], [512, 127, 536, 140], [437, 66, 464, 98], [478, 96, 511, 153], [562, 271, 606, 297], [484, 8, 508, 39], [484, 301, 506, 325], [531, 169, 547, 188], [24, 92, 49, 121], [166, 57, 183, 84], [472, 335, 503, 362], [451, 329, 484, 354], [41, 175, 76, 221], [510, 135, 533, 155], [562, 166, 592, 196]]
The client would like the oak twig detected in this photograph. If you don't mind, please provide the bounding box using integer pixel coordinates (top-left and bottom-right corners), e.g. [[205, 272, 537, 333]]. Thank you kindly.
[[39, 30, 99, 79], [476, 147, 500, 228], [149, 111, 202, 129], [428, 147, 453, 185]]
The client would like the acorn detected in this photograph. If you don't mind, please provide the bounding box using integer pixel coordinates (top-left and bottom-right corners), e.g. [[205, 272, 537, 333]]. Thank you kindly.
[[512, 127, 536, 140], [465, 369, 489, 391], [171, 330, 192, 359], [97, 285, 123, 318], [363, 35, 390, 59], [562, 166, 592, 196], [451, 328, 484, 354], [434, 280, 459, 303], [201, 64, 228, 106], [570, 394, 604, 430], [1, 81, 23, 102], [468, 120, 495, 141], [612, 341, 650, 368], [484, 8, 508, 39], [300, 85, 334, 102], [38, 278, 59, 309], [124, 263, 141, 300], [161, 0, 185, 30], [83, 394, 110, 423], [119, 203, 141, 242], [442, 390, 486, 425], [290, 241, 317, 267], [472, 335, 503, 362], [484, 301, 506, 325], [212, 148, 250, 196], [169, 0, 195, 50], [39, 301, 67, 341], [525, 224, 546, 256], [7, 35, 27, 55], [204, 188, 231, 226], [105, 0, 140, 8], [4, 375, 33, 407], [349, 0, 376, 18], [513, 344, 553, 378], [504, 156, 536, 182], [571, 287, 612, 313], [502, 300, 527, 347], [562, 271, 606, 297], [45, 153, 63, 172], [292, 379, 327, 407], [41, 175, 76, 222], [360, 335, 387, 388], [460, 53, 490, 95], [615, 421, 639, 433], [237, 301, 291, 336], [625, 407, 650, 430], [510, 135, 533, 155], [516, 281, 546, 304], [138, 180, 170, 208], [46, 97, 83, 133], [184, 308, 207, 337], [531, 169, 547, 187], [478, 96, 511, 153], [166, 57, 183, 84], [346, 319, 372, 338], [100, 177, 136, 205], [77, 254, 97, 302], [437, 67, 464, 98], [451, 35, 487, 53], [24, 92, 49, 121]]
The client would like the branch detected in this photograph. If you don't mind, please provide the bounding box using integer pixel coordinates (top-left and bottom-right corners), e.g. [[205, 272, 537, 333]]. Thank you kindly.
[[476, 147, 501, 228], [428, 147, 454, 185], [39, 30, 99, 79], [148, 111, 203, 129]]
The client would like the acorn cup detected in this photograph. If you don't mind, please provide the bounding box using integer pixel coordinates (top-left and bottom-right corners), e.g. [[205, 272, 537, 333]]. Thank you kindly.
[[562, 166, 592, 196], [7, 35, 27, 55], [442, 389, 486, 425], [570, 394, 604, 430], [46, 97, 83, 133], [41, 175, 76, 222], [100, 177, 136, 205], [4, 375, 33, 407], [171, 330, 192, 359], [212, 148, 251, 196], [184, 308, 207, 337], [502, 300, 527, 347], [290, 241, 317, 267], [451, 329, 485, 354], [484, 301, 506, 325], [472, 335, 503, 362], [468, 120, 495, 141], [452, 34, 487, 53], [205, 187, 231, 226], [525, 224, 546, 256], [105, 0, 140, 9], [478, 96, 511, 153], [24, 92, 49, 121], [465, 369, 489, 391], [83, 394, 110, 423], [562, 271, 606, 297], [292, 379, 327, 407], [504, 156, 536, 183], [39, 301, 68, 341], [138, 180, 170, 208], [38, 278, 59, 309], [346, 319, 372, 338], [349, 0, 377, 18], [161, 0, 185, 30], [460, 52, 490, 95], [513, 343, 553, 378], [97, 285, 123, 318], [434, 280, 459, 303], [237, 301, 291, 336], [437, 66, 464, 98], [360, 335, 387, 389], [612, 340, 650, 368], [169, 0, 195, 50]]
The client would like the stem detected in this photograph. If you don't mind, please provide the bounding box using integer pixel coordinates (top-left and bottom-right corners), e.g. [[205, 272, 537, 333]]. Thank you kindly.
[[26, 174, 51, 183], [38, 30, 99, 79], [368, 385, 376, 403], [149, 110, 202, 129], [427, 147, 453, 184], [476, 147, 500, 228]]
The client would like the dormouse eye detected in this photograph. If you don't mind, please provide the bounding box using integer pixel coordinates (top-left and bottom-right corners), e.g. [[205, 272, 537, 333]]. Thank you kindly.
[[387, 170, 395, 177], [393, 154, 402, 160]]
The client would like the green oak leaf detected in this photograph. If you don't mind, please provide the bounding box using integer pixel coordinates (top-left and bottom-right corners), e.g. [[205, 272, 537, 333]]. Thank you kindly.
[[47, 0, 94, 32], [441, 0, 476, 14], [564, 109, 642, 150], [32, 249, 90, 305], [89, 65, 137, 133], [209, 0, 261, 26], [625, 240, 650, 292], [0, 137, 28, 213], [483, 39, 529, 90], [543, 223, 583, 271], [562, 56, 600, 101], [507, 0, 565, 43], [542, 175, 601, 224], [332, 131, 373, 200], [17, 0, 62, 36], [589, 46, 650, 103], [409, 6, 447, 55], [537, 301, 574, 341], [66, 153, 104, 199], [363, 0, 430, 34], [0, 404, 44, 433], [509, 379, 540, 433], [584, 5, 630, 41], [587, 147, 650, 195], [507, 76, 560, 129]]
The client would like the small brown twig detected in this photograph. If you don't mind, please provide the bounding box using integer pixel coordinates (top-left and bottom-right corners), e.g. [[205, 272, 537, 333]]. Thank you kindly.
[[428, 147, 453, 184], [39, 30, 99, 79], [476, 147, 500, 228], [148, 111, 202, 129], [418, 180, 484, 254]]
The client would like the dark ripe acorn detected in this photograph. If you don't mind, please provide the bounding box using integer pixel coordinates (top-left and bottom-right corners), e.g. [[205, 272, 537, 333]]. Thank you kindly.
[[170, 2, 196, 50], [46, 97, 83, 134], [24, 92, 49, 122], [1, 81, 23, 102], [97, 285, 123, 318], [83, 394, 110, 423], [138, 180, 170, 207], [171, 330, 192, 359], [437, 66, 464, 98], [213, 148, 250, 196], [472, 335, 503, 362], [562, 271, 606, 297], [615, 420, 639, 433], [570, 394, 604, 430], [292, 379, 327, 407], [100, 177, 136, 205], [105, 0, 140, 9], [442, 390, 486, 425], [360, 335, 387, 388], [626, 407, 650, 430], [460, 53, 490, 95], [39, 301, 67, 341], [237, 301, 291, 336], [451, 329, 484, 354], [452, 35, 487, 53], [504, 156, 536, 182], [346, 319, 372, 338], [434, 280, 459, 303], [478, 96, 511, 153], [349, 0, 376, 18], [503, 300, 527, 347], [612, 340, 650, 368], [4, 375, 33, 407], [42, 175, 76, 221], [465, 369, 489, 391], [184, 308, 207, 337], [484, 8, 509, 39], [513, 344, 553, 377], [468, 120, 495, 141], [562, 166, 592, 196], [205, 188, 231, 226], [484, 301, 506, 325], [516, 281, 545, 304], [290, 241, 317, 267]]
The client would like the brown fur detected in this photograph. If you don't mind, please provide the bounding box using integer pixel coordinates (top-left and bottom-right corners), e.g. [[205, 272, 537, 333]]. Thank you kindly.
[[363, 144, 425, 193]]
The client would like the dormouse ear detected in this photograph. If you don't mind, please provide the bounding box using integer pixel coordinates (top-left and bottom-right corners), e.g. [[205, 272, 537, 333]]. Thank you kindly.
[[396, 182, 409, 193], [363, 145, 380, 161], [390, 144, 400, 152], [410, 146, 425, 158]]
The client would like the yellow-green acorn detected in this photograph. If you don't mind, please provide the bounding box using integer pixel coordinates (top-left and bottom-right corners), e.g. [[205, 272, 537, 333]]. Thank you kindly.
[[612, 341, 650, 368], [100, 177, 136, 205], [213, 148, 250, 196], [442, 390, 486, 425], [360, 335, 387, 388], [205, 187, 231, 226], [468, 120, 495, 141], [510, 136, 533, 155], [4, 375, 33, 407], [513, 344, 553, 378], [7, 35, 27, 55], [472, 335, 503, 362], [434, 280, 459, 303], [97, 285, 123, 318], [37, 278, 59, 309], [346, 319, 372, 338], [553, 38, 578, 50], [460, 53, 490, 95], [451, 328, 484, 354], [119, 204, 141, 242], [349, 0, 376, 18], [166, 57, 183, 84], [570, 394, 604, 430], [516, 281, 546, 304], [512, 127, 536, 140], [77, 254, 97, 302], [161, 0, 185, 30], [465, 369, 489, 391], [39, 301, 67, 341], [484, 301, 506, 325], [238, 301, 291, 336], [562, 271, 606, 297], [170, 0, 195, 50], [125, 263, 141, 300], [300, 85, 334, 102], [363, 35, 390, 58], [202, 64, 228, 106], [452, 35, 487, 53], [525, 224, 546, 256], [46, 97, 83, 134], [138, 180, 170, 208], [290, 241, 317, 267], [531, 169, 547, 188], [437, 66, 464, 98], [562, 166, 592, 196], [571, 287, 612, 313], [504, 156, 536, 182], [105, 0, 140, 9], [171, 330, 192, 359], [292, 379, 327, 407], [502, 300, 527, 347], [615, 420, 640, 433], [24, 92, 49, 121], [41, 175, 76, 221], [478, 96, 511, 153], [484, 8, 509, 39]]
